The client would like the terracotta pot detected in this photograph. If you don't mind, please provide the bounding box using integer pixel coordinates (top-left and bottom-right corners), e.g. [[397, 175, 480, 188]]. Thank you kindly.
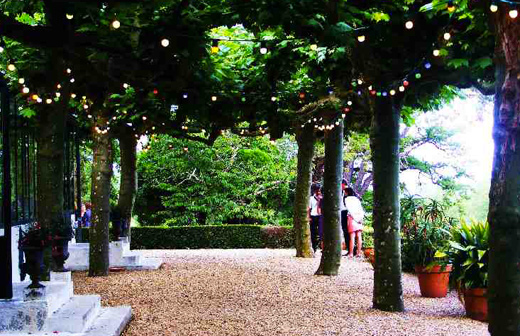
[[415, 264, 452, 298], [363, 248, 375, 266], [463, 288, 488, 322]]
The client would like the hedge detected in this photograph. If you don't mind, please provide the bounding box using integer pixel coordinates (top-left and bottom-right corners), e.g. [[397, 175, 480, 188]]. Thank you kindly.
[[76, 224, 373, 250], [77, 225, 295, 249]]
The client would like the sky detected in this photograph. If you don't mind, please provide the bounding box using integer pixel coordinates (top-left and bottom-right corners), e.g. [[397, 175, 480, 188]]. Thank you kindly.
[[401, 89, 495, 197]]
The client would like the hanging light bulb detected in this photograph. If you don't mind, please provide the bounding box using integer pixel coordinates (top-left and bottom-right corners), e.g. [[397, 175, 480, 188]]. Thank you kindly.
[[357, 79, 363, 85], [211, 40, 219, 54], [71, 93, 76, 98], [271, 96, 277, 102], [0, 47, 4, 53], [510, 9, 518, 18], [211, 95, 217, 101], [415, 73, 422, 79], [46, 98, 53, 104], [66, 13, 74, 20], [299, 92, 306, 99], [405, 20, 414, 29], [22, 87, 29, 94], [18, 78, 25, 84], [390, 89, 396, 96], [161, 38, 170, 47], [399, 86, 405, 92], [56, 92, 61, 98], [403, 80, 410, 87], [443, 32, 451, 40], [447, 1, 456, 12], [57, 84, 62, 89], [31, 94, 39, 101], [347, 100, 353, 106], [357, 35, 366, 43], [433, 49, 440, 57], [66, 68, 72, 74], [112, 19, 121, 29], [36, 97, 42, 103], [490, 1, 498, 12], [424, 62, 432, 69], [7, 63, 15, 71], [259, 41, 268, 55], [123, 83, 129, 89], [183, 93, 188, 99], [310, 44, 318, 51]]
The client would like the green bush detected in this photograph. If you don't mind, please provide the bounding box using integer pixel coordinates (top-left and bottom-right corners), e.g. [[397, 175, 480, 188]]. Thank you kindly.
[[78, 225, 295, 249]]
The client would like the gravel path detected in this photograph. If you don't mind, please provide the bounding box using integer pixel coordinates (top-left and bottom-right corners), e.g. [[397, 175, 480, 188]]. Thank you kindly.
[[73, 249, 489, 336]]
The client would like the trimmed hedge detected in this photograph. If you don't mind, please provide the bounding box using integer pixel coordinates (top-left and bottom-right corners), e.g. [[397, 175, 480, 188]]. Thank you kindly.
[[77, 225, 294, 249], [77, 224, 373, 250]]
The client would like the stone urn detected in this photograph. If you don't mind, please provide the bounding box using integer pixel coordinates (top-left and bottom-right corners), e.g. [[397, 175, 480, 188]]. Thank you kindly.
[[51, 237, 70, 272], [21, 247, 45, 288]]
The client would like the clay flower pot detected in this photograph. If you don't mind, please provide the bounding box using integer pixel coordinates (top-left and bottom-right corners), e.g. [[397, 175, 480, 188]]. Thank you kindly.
[[415, 264, 452, 298], [463, 288, 488, 322], [363, 247, 375, 266]]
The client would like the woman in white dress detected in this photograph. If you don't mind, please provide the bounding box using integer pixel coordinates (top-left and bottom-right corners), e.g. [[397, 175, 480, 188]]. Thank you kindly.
[[345, 187, 365, 257]]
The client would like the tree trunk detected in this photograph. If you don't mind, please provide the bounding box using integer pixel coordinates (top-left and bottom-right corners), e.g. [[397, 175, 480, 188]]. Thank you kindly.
[[88, 114, 112, 277], [36, 103, 66, 279], [370, 99, 404, 312], [293, 124, 315, 258], [315, 119, 343, 275], [117, 131, 137, 241], [488, 17, 520, 335]]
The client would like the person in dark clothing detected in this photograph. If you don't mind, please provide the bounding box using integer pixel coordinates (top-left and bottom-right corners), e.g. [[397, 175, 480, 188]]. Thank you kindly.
[[308, 185, 322, 252], [340, 180, 350, 253], [81, 202, 92, 228]]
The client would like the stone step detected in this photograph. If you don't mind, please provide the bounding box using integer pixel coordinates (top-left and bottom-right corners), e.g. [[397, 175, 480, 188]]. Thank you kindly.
[[84, 306, 132, 336], [120, 253, 141, 265], [43, 295, 101, 333]]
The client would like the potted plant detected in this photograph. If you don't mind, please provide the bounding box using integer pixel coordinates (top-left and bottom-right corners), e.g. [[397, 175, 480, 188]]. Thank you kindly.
[[50, 214, 74, 272], [436, 219, 489, 321], [362, 226, 375, 266], [402, 198, 454, 298], [19, 223, 51, 288]]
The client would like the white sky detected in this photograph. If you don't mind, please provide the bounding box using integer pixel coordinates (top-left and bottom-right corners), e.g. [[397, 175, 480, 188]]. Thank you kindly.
[[402, 89, 495, 197]]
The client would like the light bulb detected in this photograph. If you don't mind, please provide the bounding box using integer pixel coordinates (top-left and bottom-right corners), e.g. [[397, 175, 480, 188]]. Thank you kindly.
[[66, 68, 72, 74], [443, 32, 451, 40], [46, 99, 52, 104], [447, 1, 456, 12], [211, 95, 217, 101], [37, 98, 42, 103], [0, 47, 4, 53], [347, 100, 353, 106], [425, 62, 432, 69], [123, 83, 129, 89], [510, 9, 518, 18], [260, 41, 268, 54], [31, 94, 39, 101], [7, 64, 15, 71], [357, 35, 366, 43], [405, 21, 414, 29], [183, 93, 188, 99], [357, 79, 363, 85], [57, 84, 61, 89], [71, 93, 76, 98], [22, 87, 29, 94], [66, 14, 74, 20], [399, 86, 405, 92], [56, 92, 61, 98], [271, 96, 277, 102], [83, 104, 88, 109], [112, 19, 121, 29], [390, 90, 396, 96], [211, 40, 219, 54], [310, 44, 318, 51], [490, 4, 498, 12], [161, 39, 170, 47], [18, 78, 25, 84], [433, 49, 440, 57], [70, 78, 75, 83]]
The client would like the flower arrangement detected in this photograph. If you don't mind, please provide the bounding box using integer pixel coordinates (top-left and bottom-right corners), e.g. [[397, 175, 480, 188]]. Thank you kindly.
[[19, 222, 51, 249]]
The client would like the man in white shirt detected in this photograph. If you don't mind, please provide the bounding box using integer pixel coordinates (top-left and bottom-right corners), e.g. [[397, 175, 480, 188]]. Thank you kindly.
[[308, 185, 322, 252]]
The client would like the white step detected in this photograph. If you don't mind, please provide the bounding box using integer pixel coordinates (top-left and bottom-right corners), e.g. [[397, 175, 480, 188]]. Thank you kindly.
[[84, 306, 132, 336], [43, 295, 101, 333]]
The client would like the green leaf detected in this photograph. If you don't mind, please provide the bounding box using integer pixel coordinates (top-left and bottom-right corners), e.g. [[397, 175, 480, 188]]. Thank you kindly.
[[474, 57, 493, 69], [447, 58, 469, 69], [19, 108, 36, 118]]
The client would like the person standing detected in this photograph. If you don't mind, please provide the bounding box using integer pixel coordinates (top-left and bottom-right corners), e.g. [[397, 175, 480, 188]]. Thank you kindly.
[[308, 185, 322, 252], [340, 180, 350, 252], [345, 187, 365, 257]]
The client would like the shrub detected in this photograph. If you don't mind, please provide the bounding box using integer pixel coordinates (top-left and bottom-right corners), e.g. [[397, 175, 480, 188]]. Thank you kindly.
[[261, 226, 294, 248]]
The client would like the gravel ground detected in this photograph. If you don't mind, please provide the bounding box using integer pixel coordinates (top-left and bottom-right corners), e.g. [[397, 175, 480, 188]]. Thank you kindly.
[[72, 249, 489, 336]]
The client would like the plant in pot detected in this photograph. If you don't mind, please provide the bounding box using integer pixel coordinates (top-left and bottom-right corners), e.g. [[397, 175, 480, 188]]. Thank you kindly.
[[19, 223, 51, 288], [50, 214, 74, 272], [362, 226, 375, 266], [436, 219, 489, 321]]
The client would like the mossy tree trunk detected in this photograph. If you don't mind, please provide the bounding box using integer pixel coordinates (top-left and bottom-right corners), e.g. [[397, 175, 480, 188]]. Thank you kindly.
[[88, 112, 112, 277], [293, 124, 315, 258], [315, 118, 343, 275], [370, 98, 404, 312], [117, 131, 137, 241], [488, 16, 520, 336]]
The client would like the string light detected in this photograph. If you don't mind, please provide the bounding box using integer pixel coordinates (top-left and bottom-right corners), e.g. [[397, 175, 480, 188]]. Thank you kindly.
[[433, 49, 440, 57], [357, 35, 366, 43], [0, 46, 3, 53], [259, 41, 268, 54], [211, 95, 218, 101], [211, 40, 219, 54], [66, 14, 74, 20], [22, 87, 30, 94], [56, 92, 61, 98], [57, 84, 62, 89], [425, 62, 432, 69], [310, 44, 318, 51], [447, 1, 456, 12], [46, 99, 52, 104], [18, 78, 25, 84], [443, 32, 451, 40], [510, 9, 518, 18], [31, 94, 39, 101], [66, 68, 72, 74], [271, 96, 277, 102], [161, 38, 170, 47], [405, 21, 414, 29], [112, 19, 121, 29], [71, 93, 76, 98], [36, 97, 42, 103], [399, 86, 405, 92], [390, 90, 396, 96], [490, 1, 499, 12], [123, 83, 129, 89], [7, 63, 15, 71], [183, 93, 188, 99]]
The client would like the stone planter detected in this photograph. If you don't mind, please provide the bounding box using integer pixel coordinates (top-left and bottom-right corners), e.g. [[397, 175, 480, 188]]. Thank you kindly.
[[21, 247, 45, 288], [51, 237, 70, 272], [415, 264, 452, 298]]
